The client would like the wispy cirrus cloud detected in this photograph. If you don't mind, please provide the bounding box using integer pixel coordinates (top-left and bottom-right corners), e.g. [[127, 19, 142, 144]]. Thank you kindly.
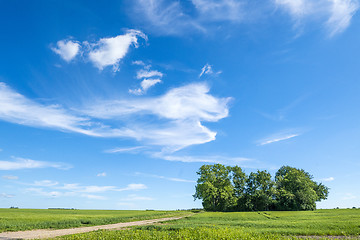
[[0, 82, 230, 152], [97, 172, 107, 177], [0, 193, 15, 198], [130, 64, 163, 95], [135, 172, 196, 183], [105, 146, 145, 153], [2, 175, 18, 180], [130, 0, 204, 35], [51, 39, 80, 62], [0, 157, 71, 170], [129, 78, 162, 95], [153, 152, 252, 165], [199, 64, 222, 78], [326, 0, 359, 37], [257, 130, 302, 146], [33, 180, 59, 187], [131, 0, 358, 37], [192, 0, 246, 22], [275, 0, 359, 37], [84, 83, 231, 151], [25, 182, 147, 200], [321, 177, 335, 182], [0, 82, 98, 136], [136, 69, 163, 79]]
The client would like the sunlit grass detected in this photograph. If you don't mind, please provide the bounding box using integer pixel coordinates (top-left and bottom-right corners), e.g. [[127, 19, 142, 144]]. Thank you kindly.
[[163, 209, 360, 236], [0, 208, 188, 232], [55, 209, 360, 239]]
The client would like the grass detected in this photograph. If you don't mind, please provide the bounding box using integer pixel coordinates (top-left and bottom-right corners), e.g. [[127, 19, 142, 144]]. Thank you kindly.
[[0, 208, 189, 232], [54, 209, 360, 239], [2, 208, 360, 239], [158, 209, 360, 236], [53, 228, 298, 240]]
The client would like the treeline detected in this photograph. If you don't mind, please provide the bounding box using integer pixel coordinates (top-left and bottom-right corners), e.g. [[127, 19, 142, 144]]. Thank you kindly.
[[193, 164, 329, 212]]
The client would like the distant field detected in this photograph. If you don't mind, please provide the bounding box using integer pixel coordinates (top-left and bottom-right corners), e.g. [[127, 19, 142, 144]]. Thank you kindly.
[[0, 208, 188, 232], [55, 209, 360, 240]]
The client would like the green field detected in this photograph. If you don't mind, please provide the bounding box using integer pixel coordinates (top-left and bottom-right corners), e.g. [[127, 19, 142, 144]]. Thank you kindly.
[[1, 208, 360, 239], [0, 208, 188, 232], [54, 209, 360, 240]]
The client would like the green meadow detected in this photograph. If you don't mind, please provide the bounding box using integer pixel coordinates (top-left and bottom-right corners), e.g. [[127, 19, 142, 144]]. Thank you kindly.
[[55, 209, 360, 240], [1, 208, 360, 239], [0, 208, 188, 232]]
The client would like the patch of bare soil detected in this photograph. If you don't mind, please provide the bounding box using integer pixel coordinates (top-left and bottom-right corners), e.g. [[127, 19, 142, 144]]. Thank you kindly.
[[0, 215, 189, 240]]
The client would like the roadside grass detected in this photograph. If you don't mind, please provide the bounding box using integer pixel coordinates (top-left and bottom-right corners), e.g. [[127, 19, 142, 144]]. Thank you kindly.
[[54, 227, 298, 240], [159, 209, 360, 236], [0, 208, 189, 232], [54, 209, 360, 240]]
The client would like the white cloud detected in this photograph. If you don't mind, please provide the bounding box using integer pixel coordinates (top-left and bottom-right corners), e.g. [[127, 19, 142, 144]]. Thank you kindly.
[[58, 183, 146, 193], [136, 69, 163, 79], [105, 146, 145, 153], [25, 182, 147, 200], [90, 83, 229, 122], [131, 0, 204, 35], [275, 0, 310, 18], [199, 64, 213, 77], [59, 184, 117, 193], [87, 30, 147, 71], [33, 180, 59, 187], [199, 64, 222, 78], [117, 183, 147, 191], [51, 39, 80, 62], [26, 188, 63, 198], [0, 82, 98, 136], [97, 172, 107, 177], [0, 82, 230, 152], [141, 78, 162, 91], [132, 60, 146, 66], [327, 0, 359, 37], [129, 79, 162, 95], [135, 172, 195, 183], [0, 193, 15, 198], [2, 175, 18, 180], [86, 83, 231, 151], [274, 0, 359, 36], [0, 157, 71, 170], [192, 0, 245, 22], [257, 130, 301, 145], [154, 153, 252, 165], [52, 30, 146, 71], [130, 64, 164, 95], [81, 194, 107, 200], [133, 0, 357, 37], [321, 177, 335, 182]]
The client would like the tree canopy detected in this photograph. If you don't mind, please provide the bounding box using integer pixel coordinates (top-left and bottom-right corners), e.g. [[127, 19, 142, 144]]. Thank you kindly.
[[193, 164, 329, 211]]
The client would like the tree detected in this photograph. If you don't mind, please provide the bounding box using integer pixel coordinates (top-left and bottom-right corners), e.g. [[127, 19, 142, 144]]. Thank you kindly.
[[194, 164, 329, 212], [275, 166, 329, 211], [193, 164, 236, 211], [242, 170, 275, 211], [230, 166, 248, 211]]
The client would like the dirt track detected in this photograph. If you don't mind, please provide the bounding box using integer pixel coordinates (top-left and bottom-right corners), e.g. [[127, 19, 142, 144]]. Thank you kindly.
[[0, 215, 187, 240]]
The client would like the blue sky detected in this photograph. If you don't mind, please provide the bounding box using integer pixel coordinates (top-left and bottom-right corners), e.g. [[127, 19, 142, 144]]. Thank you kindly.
[[1, 0, 360, 210]]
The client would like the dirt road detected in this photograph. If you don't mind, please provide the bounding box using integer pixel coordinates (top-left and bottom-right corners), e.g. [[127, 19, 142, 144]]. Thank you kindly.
[[0, 215, 188, 239]]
